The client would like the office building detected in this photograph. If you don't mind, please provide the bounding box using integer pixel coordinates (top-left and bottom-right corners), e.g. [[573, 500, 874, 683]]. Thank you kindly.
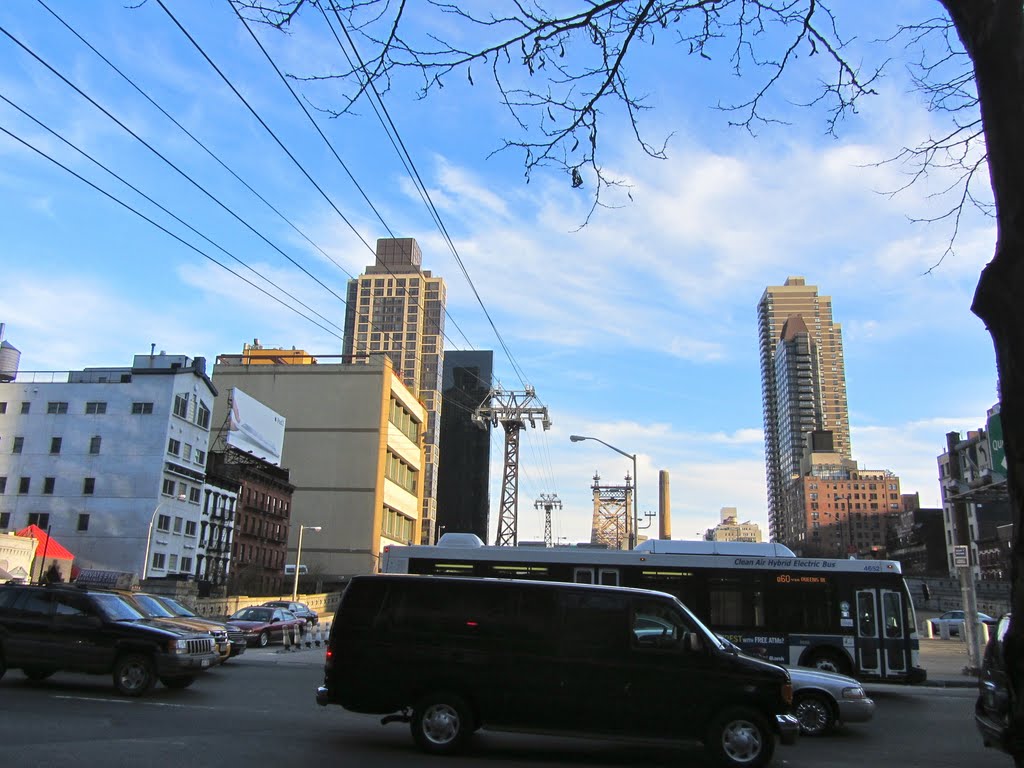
[[0, 351, 217, 578], [211, 353, 425, 580], [436, 350, 493, 542], [758, 277, 851, 544], [706, 507, 763, 543], [342, 237, 446, 544]]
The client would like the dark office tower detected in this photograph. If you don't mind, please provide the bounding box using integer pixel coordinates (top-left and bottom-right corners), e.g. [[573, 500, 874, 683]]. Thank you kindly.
[[342, 238, 447, 544], [758, 277, 851, 544], [436, 351, 493, 542]]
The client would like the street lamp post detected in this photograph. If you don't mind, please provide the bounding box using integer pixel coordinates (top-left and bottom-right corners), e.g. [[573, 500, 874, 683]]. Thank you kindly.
[[142, 493, 186, 580], [570, 434, 638, 549], [292, 525, 322, 601]]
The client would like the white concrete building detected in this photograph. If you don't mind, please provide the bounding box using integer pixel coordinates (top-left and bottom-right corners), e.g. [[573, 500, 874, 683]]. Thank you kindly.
[[0, 352, 217, 578]]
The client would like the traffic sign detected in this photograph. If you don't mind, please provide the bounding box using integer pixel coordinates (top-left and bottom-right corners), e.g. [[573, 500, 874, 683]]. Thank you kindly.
[[953, 545, 969, 567]]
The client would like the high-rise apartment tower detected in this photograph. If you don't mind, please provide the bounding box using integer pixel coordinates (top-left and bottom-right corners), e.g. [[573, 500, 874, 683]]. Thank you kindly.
[[758, 277, 851, 543], [342, 238, 446, 544]]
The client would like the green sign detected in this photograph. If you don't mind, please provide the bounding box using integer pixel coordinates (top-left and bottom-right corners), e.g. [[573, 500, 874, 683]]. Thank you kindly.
[[988, 406, 1006, 477]]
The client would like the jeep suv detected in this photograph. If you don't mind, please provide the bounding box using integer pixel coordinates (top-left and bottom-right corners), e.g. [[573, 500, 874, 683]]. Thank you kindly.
[[0, 583, 219, 696]]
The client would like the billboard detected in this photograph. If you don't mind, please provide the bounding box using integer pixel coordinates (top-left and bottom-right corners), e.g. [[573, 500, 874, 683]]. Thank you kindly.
[[226, 388, 286, 465], [988, 404, 1006, 477]]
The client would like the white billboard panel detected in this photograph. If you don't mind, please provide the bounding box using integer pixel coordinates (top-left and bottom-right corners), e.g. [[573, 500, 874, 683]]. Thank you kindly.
[[227, 388, 286, 465]]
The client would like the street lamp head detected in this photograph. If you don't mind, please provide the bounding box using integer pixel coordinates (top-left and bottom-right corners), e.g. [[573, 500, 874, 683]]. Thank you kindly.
[[569, 435, 587, 442], [304, 525, 322, 532]]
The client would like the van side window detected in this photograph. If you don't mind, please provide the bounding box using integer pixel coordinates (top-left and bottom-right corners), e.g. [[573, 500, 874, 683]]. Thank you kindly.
[[631, 599, 687, 650], [11, 590, 52, 618], [560, 592, 628, 658], [341, 580, 388, 629]]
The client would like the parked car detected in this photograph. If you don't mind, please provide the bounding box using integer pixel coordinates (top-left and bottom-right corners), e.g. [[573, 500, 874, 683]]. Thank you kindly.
[[976, 613, 1019, 756], [227, 606, 306, 647], [148, 594, 245, 659], [0, 583, 218, 695], [261, 600, 318, 626], [117, 592, 231, 664], [716, 635, 874, 736], [931, 610, 998, 637], [318, 575, 800, 768]]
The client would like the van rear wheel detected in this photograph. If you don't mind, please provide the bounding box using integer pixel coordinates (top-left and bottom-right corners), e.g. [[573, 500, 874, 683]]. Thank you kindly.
[[411, 691, 472, 755], [706, 707, 774, 768]]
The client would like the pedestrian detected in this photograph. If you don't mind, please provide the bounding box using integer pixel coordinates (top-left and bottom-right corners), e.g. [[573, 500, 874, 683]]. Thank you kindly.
[[922, 583, 931, 602]]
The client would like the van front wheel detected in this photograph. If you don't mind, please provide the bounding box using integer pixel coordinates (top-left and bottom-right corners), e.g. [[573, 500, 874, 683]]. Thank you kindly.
[[706, 708, 774, 768], [411, 691, 472, 755]]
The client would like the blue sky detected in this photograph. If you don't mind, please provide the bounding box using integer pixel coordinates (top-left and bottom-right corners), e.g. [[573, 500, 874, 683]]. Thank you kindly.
[[0, 2, 999, 545]]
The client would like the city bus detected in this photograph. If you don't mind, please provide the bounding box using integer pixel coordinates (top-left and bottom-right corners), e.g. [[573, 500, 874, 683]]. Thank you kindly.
[[380, 534, 925, 684]]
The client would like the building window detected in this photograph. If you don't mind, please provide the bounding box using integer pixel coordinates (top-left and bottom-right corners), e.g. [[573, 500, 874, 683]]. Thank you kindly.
[[173, 516, 183, 534], [50, 437, 62, 454], [27, 512, 49, 528], [167, 438, 181, 456], [196, 402, 211, 430], [89, 436, 102, 455], [43, 477, 55, 495], [162, 478, 176, 496], [0, 476, 5, 494], [83, 477, 95, 495], [19, 477, 30, 494], [151, 552, 166, 571], [0, 512, 9, 528], [194, 449, 206, 466], [181, 556, 193, 573], [189, 487, 201, 504], [77, 514, 90, 532], [185, 520, 197, 537], [85, 401, 107, 415], [157, 514, 171, 532], [132, 402, 154, 415], [168, 554, 179, 571], [173, 394, 189, 419], [47, 401, 69, 414], [0, 402, 6, 414], [12, 436, 24, 454], [183, 443, 192, 462], [21, 402, 30, 414]]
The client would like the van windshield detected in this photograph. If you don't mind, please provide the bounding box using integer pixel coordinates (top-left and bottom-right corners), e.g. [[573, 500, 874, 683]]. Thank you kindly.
[[672, 596, 724, 650]]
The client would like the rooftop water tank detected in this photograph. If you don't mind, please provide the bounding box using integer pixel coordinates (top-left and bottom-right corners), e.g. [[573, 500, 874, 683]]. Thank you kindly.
[[0, 340, 20, 383]]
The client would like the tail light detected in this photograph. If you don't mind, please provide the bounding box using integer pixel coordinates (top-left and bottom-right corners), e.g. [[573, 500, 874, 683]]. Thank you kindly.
[[324, 647, 334, 670]]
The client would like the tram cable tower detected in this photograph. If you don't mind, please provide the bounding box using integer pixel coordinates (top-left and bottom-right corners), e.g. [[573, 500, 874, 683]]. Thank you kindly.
[[474, 387, 551, 546], [534, 493, 562, 547]]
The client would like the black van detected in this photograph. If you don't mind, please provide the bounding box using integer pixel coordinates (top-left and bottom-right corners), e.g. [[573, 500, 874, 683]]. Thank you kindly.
[[317, 574, 799, 767]]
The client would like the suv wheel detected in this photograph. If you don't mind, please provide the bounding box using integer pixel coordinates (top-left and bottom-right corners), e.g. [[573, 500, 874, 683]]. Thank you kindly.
[[411, 691, 473, 754], [793, 691, 835, 736], [113, 654, 155, 697], [706, 707, 774, 768]]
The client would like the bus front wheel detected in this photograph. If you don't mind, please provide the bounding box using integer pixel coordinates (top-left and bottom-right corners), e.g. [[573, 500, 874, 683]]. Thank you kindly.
[[804, 649, 851, 677]]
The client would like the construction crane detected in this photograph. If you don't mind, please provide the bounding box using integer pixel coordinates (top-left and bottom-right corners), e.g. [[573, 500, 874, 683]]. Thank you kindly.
[[534, 493, 562, 547], [474, 387, 551, 546]]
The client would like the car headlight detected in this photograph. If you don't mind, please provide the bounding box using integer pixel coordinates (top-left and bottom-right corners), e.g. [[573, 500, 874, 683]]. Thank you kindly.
[[168, 638, 189, 654], [842, 686, 867, 700]]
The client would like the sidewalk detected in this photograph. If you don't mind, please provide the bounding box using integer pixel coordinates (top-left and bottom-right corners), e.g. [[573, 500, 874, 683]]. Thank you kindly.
[[919, 637, 980, 688]]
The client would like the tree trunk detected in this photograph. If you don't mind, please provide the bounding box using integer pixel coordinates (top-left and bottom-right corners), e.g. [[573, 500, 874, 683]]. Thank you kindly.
[[942, 0, 1024, 757]]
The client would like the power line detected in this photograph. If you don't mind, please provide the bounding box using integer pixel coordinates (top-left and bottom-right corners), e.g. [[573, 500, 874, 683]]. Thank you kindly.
[[0, 121, 344, 340]]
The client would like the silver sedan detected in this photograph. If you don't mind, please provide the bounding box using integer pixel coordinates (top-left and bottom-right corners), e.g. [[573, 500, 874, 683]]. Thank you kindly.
[[788, 666, 876, 736]]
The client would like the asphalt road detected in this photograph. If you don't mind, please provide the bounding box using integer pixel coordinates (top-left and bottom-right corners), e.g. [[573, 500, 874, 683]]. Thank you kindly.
[[0, 648, 1009, 768]]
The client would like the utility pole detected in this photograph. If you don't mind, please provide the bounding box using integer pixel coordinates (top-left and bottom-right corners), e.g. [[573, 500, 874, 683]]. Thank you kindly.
[[534, 494, 562, 547], [946, 431, 983, 672], [474, 387, 551, 546]]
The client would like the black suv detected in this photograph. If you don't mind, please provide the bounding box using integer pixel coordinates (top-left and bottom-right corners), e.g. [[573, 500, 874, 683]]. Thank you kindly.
[[0, 583, 219, 696], [976, 613, 1024, 757]]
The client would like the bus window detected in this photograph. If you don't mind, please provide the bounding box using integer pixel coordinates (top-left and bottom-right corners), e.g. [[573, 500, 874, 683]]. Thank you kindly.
[[709, 576, 765, 628], [857, 592, 877, 637], [598, 569, 620, 586], [574, 568, 595, 584], [765, 581, 834, 633]]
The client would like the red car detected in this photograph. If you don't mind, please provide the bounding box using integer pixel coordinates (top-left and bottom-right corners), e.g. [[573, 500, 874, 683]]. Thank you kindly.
[[226, 606, 306, 647]]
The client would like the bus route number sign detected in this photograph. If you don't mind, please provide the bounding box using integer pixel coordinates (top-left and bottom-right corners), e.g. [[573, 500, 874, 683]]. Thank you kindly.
[[953, 545, 969, 567]]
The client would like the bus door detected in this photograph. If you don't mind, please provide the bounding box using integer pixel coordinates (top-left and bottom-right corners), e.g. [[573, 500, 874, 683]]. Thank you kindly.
[[572, 568, 620, 586], [855, 588, 907, 679]]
